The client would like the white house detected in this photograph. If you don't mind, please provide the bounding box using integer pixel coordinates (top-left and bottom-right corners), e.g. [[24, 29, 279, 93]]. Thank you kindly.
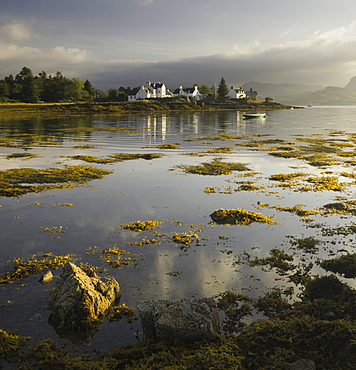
[[128, 81, 172, 101], [226, 86, 246, 99], [173, 86, 203, 100]]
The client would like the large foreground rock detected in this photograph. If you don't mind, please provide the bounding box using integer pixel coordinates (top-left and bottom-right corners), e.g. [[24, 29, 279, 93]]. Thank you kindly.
[[48, 262, 120, 330], [137, 298, 219, 342]]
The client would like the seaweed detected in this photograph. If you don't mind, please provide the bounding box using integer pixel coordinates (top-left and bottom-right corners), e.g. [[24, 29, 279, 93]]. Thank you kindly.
[[120, 220, 162, 232], [0, 166, 112, 197], [72, 153, 163, 163], [319, 253, 356, 278], [0, 253, 74, 284], [178, 158, 250, 176], [210, 208, 276, 225]]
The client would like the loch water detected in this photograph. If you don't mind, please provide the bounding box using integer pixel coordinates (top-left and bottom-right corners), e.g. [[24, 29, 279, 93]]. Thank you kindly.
[[1, 106, 356, 352]]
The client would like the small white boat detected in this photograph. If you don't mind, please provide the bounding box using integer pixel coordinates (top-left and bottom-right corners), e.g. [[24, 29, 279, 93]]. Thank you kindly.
[[243, 113, 267, 119]]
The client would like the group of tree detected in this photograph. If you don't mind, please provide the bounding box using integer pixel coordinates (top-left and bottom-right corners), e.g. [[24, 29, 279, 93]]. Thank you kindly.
[[97, 87, 132, 102], [0, 67, 96, 103]]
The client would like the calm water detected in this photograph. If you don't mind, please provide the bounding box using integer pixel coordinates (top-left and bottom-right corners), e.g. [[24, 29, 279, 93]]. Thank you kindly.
[[1, 107, 356, 352]]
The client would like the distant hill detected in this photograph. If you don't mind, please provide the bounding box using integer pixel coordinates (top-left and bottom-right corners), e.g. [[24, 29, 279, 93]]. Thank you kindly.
[[306, 86, 356, 105], [242, 81, 324, 104], [345, 76, 356, 91], [243, 78, 356, 105]]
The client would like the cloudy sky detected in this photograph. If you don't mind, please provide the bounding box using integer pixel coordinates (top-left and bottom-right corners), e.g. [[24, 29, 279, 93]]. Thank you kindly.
[[2, 0, 356, 90]]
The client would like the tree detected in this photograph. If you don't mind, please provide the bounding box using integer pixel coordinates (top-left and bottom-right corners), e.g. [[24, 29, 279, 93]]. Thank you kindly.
[[107, 88, 118, 101], [0, 80, 9, 101], [15, 67, 39, 103], [198, 84, 211, 97], [217, 77, 229, 99], [68, 77, 85, 101], [84, 79, 95, 100]]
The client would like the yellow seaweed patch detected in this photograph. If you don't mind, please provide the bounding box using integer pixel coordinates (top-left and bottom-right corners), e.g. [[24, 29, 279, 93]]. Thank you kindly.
[[172, 231, 200, 245], [178, 158, 250, 176], [156, 144, 180, 149], [72, 145, 98, 149], [234, 181, 266, 192], [40, 226, 68, 233], [210, 208, 277, 225], [258, 203, 318, 218], [0, 165, 112, 197], [269, 173, 309, 182], [0, 253, 74, 284], [71, 153, 163, 164], [269, 173, 346, 192], [71, 155, 118, 164], [322, 201, 356, 215], [101, 246, 143, 269], [202, 147, 234, 154], [305, 176, 344, 192], [6, 153, 38, 160], [120, 219, 162, 232]]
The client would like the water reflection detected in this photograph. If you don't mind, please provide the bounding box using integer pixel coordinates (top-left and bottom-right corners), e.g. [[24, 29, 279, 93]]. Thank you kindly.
[[1, 108, 356, 351]]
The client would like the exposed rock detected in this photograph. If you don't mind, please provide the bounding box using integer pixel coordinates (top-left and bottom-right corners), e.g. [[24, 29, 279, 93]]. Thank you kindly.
[[38, 270, 53, 284], [289, 359, 316, 370], [48, 262, 120, 331], [137, 298, 219, 342]]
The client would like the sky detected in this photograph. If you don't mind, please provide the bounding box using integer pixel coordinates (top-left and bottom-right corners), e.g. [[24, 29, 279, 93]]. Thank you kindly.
[[2, 0, 356, 91]]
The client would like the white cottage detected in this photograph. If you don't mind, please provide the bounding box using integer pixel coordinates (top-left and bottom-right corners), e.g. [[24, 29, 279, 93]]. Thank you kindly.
[[128, 81, 172, 101], [226, 86, 246, 99], [173, 86, 203, 100]]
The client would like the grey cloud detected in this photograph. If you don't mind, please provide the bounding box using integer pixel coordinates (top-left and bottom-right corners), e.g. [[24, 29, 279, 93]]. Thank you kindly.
[[88, 38, 356, 90], [2, 25, 356, 91]]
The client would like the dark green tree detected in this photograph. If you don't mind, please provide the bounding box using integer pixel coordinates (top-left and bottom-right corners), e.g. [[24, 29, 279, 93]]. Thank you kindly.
[[15, 67, 39, 103], [107, 88, 118, 101], [41, 72, 69, 102], [0, 80, 9, 101], [217, 77, 229, 99], [84, 79, 95, 100]]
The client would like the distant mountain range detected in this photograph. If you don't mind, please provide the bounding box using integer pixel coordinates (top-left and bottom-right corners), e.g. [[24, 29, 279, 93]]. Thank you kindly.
[[242, 78, 356, 105]]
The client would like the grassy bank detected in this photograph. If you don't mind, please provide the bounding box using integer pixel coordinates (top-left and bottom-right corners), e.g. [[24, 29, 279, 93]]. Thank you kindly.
[[0, 99, 294, 118]]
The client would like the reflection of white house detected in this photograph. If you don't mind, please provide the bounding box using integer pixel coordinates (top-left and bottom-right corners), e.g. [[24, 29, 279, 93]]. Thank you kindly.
[[173, 86, 203, 100], [226, 86, 246, 99], [128, 81, 172, 101]]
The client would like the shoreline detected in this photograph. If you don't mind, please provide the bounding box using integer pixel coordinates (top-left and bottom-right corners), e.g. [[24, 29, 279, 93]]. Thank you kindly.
[[0, 100, 296, 117]]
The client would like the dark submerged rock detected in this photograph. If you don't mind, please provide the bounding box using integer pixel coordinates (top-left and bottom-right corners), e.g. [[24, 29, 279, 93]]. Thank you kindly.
[[289, 359, 316, 370], [137, 298, 219, 343]]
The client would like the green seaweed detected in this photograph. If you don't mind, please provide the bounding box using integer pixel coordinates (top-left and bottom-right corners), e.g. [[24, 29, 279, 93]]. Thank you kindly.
[[178, 158, 250, 176], [319, 253, 356, 278], [72, 153, 162, 163]]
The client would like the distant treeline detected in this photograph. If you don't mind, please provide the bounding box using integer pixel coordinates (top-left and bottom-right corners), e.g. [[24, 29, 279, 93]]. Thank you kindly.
[[0, 67, 96, 103]]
